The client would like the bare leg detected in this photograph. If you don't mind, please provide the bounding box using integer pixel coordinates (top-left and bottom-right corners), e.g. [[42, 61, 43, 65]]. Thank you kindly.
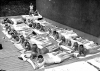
[[89, 49, 100, 54], [57, 52, 73, 61]]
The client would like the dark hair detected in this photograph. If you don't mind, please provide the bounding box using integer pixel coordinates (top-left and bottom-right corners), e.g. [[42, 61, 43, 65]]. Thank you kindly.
[[32, 44, 37, 47], [31, 44, 38, 53], [38, 55, 43, 58], [53, 30, 57, 35], [79, 44, 84, 48], [36, 23, 41, 29], [32, 31, 37, 35], [73, 42, 78, 47], [61, 36, 66, 42], [29, 24, 32, 27], [4, 18, 9, 21]]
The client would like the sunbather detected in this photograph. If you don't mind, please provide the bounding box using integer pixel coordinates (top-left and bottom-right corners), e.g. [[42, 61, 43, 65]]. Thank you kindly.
[[32, 51, 74, 69]]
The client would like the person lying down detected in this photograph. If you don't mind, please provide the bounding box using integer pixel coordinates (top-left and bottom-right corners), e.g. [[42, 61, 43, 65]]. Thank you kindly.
[[18, 50, 74, 69]]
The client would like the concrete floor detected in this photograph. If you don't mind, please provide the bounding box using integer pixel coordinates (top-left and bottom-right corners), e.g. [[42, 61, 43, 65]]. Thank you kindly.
[[0, 16, 100, 71], [0, 18, 34, 71]]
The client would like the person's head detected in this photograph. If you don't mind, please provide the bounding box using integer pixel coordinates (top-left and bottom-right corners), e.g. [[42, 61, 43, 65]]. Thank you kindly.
[[73, 42, 78, 47], [22, 17, 26, 22], [37, 55, 44, 63], [36, 23, 41, 29], [53, 30, 57, 35], [32, 44, 38, 48], [20, 35, 24, 38], [31, 44, 38, 52], [29, 24, 32, 27], [30, 3, 33, 5], [5, 23, 9, 27], [79, 44, 84, 49], [4, 18, 9, 21], [32, 31, 37, 35], [32, 23, 36, 28], [55, 32, 59, 40], [15, 36, 19, 41], [26, 41, 30, 46], [61, 36, 66, 42], [67, 39, 72, 46], [7, 26, 11, 31]]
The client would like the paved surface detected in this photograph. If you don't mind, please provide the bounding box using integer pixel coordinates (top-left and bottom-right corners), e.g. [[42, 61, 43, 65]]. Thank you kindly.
[[0, 16, 100, 71], [0, 16, 36, 71]]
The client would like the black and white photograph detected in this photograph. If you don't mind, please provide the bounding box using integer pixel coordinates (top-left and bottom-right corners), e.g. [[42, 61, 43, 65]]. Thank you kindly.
[[0, 0, 100, 71]]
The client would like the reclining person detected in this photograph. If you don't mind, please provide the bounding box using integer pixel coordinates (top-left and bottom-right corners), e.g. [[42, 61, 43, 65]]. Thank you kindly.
[[2, 18, 9, 25], [54, 32, 60, 40], [34, 10, 39, 16], [76, 44, 100, 57], [10, 33, 20, 43], [18, 50, 74, 70], [8, 29, 15, 35], [77, 44, 87, 57], [40, 25, 46, 32], [31, 21, 37, 29], [2, 18, 14, 25], [23, 40, 31, 51], [19, 35, 25, 44], [6, 25, 12, 32], [71, 42, 79, 53], [4, 23, 10, 30], [2, 18, 10, 25], [18, 43, 40, 60], [36, 23, 41, 30], [30, 44, 41, 58], [31, 51, 74, 69], [59, 36, 66, 45]]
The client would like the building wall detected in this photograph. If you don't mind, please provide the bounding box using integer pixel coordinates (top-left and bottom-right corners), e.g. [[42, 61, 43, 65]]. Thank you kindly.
[[36, 0, 100, 37]]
